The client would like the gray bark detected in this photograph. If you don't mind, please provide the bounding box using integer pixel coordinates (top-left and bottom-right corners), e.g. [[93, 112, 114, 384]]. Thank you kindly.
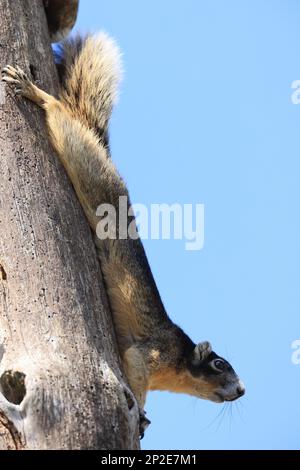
[[0, 0, 139, 450]]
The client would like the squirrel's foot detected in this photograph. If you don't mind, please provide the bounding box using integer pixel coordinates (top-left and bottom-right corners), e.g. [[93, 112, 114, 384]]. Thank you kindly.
[[2, 65, 54, 109], [139, 409, 151, 440], [2, 65, 34, 98]]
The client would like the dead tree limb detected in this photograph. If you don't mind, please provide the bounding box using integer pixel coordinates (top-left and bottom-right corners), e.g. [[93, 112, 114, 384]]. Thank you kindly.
[[0, 0, 139, 450]]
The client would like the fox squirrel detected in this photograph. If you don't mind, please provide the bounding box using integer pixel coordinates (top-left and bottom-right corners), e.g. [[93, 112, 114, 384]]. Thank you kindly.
[[2, 32, 245, 436]]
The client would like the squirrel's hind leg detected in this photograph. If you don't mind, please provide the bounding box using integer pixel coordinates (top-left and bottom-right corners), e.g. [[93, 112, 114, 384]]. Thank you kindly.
[[2, 64, 106, 230], [2, 65, 55, 109]]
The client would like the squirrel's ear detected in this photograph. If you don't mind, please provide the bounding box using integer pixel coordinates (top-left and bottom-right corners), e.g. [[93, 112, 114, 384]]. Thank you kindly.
[[192, 341, 212, 364]]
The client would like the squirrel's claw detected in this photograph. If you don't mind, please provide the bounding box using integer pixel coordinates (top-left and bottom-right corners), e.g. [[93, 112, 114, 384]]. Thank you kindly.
[[139, 409, 151, 439]]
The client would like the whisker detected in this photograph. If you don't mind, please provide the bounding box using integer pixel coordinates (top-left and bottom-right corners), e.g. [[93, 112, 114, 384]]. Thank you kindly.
[[229, 402, 234, 431], [192, 397, 198, 413], [235, 400, 246, 424], [215, 403, 228, 432], [199, 403, 227, 433]]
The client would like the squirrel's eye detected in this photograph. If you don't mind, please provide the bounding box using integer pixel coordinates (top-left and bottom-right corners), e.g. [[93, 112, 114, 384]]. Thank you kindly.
[[211, 359, 226, 372]]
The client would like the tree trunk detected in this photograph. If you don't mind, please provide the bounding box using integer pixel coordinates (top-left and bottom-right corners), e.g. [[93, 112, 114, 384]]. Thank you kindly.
[[0, 0, 139, 450]]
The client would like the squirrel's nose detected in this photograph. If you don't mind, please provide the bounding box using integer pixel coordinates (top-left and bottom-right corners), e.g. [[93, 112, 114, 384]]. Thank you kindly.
[[236, 383, 245, 397]]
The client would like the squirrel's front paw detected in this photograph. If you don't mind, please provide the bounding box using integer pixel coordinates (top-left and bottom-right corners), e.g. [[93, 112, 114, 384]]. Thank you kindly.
[[139, 409, 151, 439], [1, 65, 33, 98]]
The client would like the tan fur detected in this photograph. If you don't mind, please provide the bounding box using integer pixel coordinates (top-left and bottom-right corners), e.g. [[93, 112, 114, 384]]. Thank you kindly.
[[123, 346, 148, 408], [102, 260, 145, 349], [59, 33, 122, 134], [149, 368, 219, 400], [2, 35, 244, 429]]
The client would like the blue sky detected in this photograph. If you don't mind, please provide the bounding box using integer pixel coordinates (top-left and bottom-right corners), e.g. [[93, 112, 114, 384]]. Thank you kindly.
[[76, 1, 300, 450]]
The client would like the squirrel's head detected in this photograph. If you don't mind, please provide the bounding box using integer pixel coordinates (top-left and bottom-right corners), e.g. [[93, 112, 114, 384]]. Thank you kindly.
[[185, 341, 245, 403]]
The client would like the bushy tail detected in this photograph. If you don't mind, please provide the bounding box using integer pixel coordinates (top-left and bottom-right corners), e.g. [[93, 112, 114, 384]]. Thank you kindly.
[[55, 33, 122, 146]]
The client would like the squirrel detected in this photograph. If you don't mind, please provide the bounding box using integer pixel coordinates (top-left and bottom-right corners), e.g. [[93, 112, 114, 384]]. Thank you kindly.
[[2, 32, 245, 436]]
